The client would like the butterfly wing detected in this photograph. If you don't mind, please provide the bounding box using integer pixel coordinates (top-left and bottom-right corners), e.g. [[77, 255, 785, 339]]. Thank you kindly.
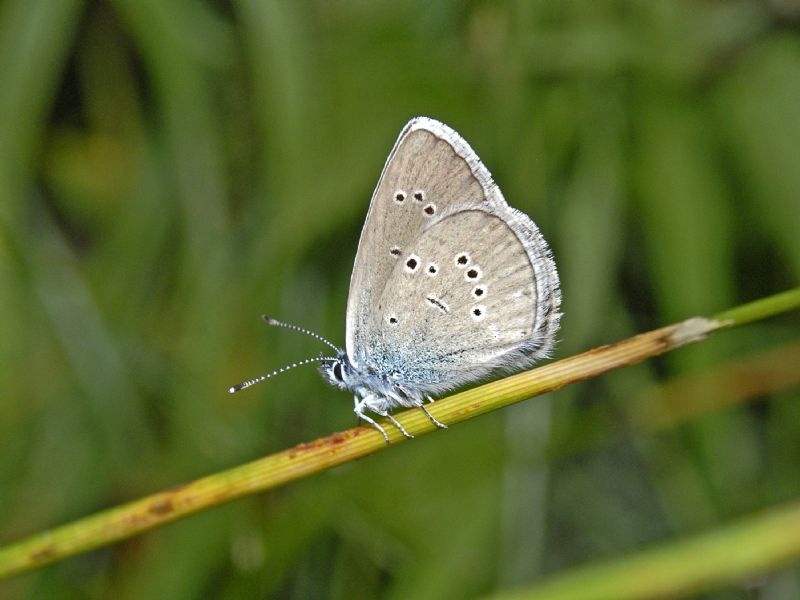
[[369, 206, 560, 395], [346, 117, 504, 366]]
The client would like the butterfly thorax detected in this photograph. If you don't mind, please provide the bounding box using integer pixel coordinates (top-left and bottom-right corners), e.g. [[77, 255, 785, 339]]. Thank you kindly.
[[319, 353, 424, 409]]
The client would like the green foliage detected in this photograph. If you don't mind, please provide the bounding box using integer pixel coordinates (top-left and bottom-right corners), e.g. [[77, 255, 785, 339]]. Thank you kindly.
[[0, 1, 797, 598]]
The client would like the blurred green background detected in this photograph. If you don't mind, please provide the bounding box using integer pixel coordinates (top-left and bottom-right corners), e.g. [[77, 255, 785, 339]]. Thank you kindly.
[[1, 1, 799, 598]]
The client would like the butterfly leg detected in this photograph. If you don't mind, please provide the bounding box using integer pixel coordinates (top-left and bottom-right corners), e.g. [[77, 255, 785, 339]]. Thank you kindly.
[[354, 396, 391, 443], [417, 401, 447, 430], [375, 410, 414, 439], [356, 410, 390, 443], [395, 388, 446, 430]]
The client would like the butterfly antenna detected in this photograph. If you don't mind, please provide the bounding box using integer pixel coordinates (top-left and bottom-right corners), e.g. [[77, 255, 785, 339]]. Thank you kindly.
[[228, 355, 337, 393], [261, 315, 342, 353]]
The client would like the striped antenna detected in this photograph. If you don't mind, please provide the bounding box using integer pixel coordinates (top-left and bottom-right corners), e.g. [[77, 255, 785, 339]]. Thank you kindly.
[[228, 355, 336, 393], [261, 315, 342, 353]]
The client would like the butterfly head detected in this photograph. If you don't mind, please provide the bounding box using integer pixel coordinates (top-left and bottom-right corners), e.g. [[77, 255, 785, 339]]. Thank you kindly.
[[319, 352, 356, 391]]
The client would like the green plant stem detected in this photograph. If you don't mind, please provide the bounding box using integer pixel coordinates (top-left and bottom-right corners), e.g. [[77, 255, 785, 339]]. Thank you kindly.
[[0, 288, 798, 580], [713, 287, 800, 328], [489, 500, 800, 600]]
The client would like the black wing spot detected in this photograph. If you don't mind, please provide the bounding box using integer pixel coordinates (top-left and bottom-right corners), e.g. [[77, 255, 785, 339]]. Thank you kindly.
[[465, 266, 482, 281], [426, 296, 449, 314], [404, 253, 420, 273], [471, 305, 486, 321]]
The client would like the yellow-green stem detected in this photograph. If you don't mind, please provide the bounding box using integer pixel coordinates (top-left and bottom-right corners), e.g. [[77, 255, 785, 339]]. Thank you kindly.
[[0, 287, 798, 580]]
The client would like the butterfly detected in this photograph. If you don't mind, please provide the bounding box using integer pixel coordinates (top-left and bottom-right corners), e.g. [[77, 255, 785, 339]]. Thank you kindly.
[[230, 117, 561, 442]]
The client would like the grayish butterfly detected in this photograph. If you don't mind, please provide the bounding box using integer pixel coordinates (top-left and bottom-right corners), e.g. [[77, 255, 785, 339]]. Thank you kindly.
[[230, 117, 561, 442]]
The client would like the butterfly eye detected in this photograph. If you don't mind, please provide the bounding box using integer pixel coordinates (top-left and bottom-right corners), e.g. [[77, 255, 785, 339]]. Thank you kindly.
[[332, 362, 344, 382]]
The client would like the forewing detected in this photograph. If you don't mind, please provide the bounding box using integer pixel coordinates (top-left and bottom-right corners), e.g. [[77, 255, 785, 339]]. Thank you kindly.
[[345, 118, 503, 365], [368, 207, 559, 394]]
